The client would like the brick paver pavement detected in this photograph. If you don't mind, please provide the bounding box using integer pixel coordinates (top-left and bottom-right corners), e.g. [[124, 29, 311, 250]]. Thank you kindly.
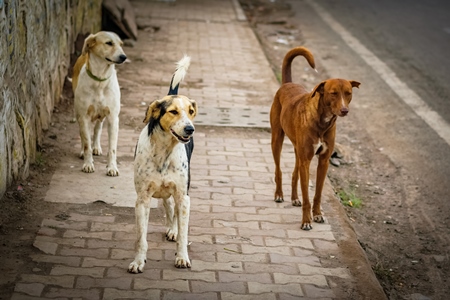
[[11, 0, 385, 299]]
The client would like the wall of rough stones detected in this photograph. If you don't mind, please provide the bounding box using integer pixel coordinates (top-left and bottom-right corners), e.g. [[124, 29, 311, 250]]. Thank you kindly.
[[0, 0, 102, 198]]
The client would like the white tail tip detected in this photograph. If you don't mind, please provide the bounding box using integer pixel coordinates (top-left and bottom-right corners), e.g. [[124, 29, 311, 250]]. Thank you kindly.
[[171, 55, 191, 90]]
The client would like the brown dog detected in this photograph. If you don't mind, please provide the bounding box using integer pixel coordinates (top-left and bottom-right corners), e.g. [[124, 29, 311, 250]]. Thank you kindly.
[[270, 47, 360, 230]]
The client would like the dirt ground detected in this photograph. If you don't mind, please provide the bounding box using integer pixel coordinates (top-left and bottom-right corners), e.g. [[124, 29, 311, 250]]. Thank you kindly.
[[0, 82, 129, 299], [238, 0, 449, 299], [1, 1, 448, 300]]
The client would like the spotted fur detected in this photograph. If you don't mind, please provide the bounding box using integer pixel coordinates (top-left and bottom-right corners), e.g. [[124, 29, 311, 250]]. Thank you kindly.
[[128, 92, 197, 272]]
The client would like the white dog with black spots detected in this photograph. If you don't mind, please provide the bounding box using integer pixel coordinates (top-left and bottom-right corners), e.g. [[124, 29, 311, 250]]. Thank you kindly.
[[128, 56, 197, 273]]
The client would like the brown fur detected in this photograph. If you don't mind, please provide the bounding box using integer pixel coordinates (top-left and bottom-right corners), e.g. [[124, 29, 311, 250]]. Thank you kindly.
[[72, 53, 87, 92], [270, 47, 360, 230]]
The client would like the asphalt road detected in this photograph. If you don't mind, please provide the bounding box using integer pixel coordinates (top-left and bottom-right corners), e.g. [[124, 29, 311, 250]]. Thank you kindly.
[[312, 0, 450, 124], [302, 0, 450, 223], [288, 0, 450, 236], [285, 0, 450, 296]]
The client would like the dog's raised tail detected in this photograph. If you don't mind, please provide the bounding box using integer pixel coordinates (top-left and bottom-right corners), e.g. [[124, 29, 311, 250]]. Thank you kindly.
[[168, 55, 191, 95], [281, 47, 316, 84]]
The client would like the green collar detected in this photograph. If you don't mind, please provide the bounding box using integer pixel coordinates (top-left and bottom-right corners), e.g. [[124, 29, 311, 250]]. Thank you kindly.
[[86, 67, 110, 82]]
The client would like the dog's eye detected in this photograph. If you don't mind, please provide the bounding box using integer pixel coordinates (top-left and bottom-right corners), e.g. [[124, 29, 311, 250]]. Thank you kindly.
[[189, 109, 194, 115], [345, 92, 351, 96], [169, 110, 178, 115], [106, 41, 113, 46], [331, 92, 338, 96]]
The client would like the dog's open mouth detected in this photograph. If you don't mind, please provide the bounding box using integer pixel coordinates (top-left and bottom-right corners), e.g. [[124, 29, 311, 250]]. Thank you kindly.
[[171, 129, 191, 143]]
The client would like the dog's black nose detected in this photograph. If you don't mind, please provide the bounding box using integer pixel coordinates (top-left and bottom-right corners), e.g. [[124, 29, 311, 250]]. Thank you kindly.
[[184, 125, 195, 135], [119, 55, 127, 63], [340, 107, 349, 116]]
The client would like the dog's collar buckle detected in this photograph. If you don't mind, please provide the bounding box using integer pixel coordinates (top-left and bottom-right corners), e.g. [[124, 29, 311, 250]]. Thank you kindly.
[[86, 67, 110, 82]]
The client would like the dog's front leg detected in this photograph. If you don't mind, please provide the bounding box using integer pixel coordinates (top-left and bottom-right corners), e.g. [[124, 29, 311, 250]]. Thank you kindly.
[[106, 115, 119, 176], [128, 193, 152, 273], [78, 117, 95, 173], [313, 153, 330, 224], [92, 120, 103, 156], [299, 160, 313, 230], [163, 197, 178, 241], [174, 193, 191, 268], [291, 149, 301, 206]]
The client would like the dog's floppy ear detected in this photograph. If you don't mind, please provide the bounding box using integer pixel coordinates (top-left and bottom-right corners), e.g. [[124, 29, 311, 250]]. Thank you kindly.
[[311, 81, 326, 98], [189, 99, 198, 118], [143, 99, 163, 124], [82, 34, 96, 55], [144, 99, 166, 136], [350, 81, 361, 88], [142, 103, 154, 124]]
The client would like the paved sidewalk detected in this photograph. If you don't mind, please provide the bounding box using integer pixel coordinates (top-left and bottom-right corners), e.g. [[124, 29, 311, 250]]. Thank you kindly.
[[11, 0, 385, 299]]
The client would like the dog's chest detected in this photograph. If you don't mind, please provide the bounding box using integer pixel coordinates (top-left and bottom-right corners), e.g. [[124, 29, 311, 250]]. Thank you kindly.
[[135, 137, 188, 198], [76, 70, 120, 105], [85, 81, 117, 102], [313, 138, 328, 155]]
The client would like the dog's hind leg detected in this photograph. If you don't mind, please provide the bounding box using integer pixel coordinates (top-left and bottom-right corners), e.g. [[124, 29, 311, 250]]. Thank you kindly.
[[163, 197, 178, 242], [106, 115, 119, 176], [174, 193, 191, 268], [128, 192, 152, 273], [272, 131, 285, 203], [79, 139, 85, 159], [270, 98, 285, 203], [92, 120, 103, 156]]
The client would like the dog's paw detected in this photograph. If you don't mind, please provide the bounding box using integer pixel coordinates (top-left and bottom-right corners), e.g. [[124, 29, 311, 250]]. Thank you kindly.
[[93, 147, 102, 156], [82, 162, 95, 173], [166, 228, 178, 242], [314, 215, 325, 223], [274, 197, 284, 203], [128, 258, 147, 274], [175, 256, 191, 268], [301, 222, 313, 231], [106, 166, 119, 177], [292, 199, 302, 206]]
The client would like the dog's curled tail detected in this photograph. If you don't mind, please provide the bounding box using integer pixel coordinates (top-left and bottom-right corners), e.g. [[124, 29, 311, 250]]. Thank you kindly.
[[168, 55, 191, 95], [281, 47, 316, 84]]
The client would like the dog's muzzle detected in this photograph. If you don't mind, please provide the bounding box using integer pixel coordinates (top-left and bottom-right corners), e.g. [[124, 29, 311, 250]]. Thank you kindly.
[[340, 107, 349, 116], [117, 54, 127, 64], [171, 125, 195, 143], [106, 55, 127, 64]]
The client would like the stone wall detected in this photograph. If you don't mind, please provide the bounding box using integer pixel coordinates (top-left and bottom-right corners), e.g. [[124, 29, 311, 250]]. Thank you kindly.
[[0, 0, 102, 198]]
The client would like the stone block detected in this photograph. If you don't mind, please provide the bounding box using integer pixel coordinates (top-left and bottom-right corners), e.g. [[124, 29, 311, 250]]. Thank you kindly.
[[0, 0, 101, 198]]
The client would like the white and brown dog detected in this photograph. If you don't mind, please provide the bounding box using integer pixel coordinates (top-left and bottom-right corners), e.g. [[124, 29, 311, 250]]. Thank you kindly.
[[128, 55, 197, 273], [72, 31, 127, 176]]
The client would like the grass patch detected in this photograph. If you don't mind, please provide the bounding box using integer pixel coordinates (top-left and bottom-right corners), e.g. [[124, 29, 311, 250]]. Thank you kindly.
[[35, 151, 46, 167], [372, 261, 394, 283], [275, 71, 282, 83], [337, 189, 362, 208]]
